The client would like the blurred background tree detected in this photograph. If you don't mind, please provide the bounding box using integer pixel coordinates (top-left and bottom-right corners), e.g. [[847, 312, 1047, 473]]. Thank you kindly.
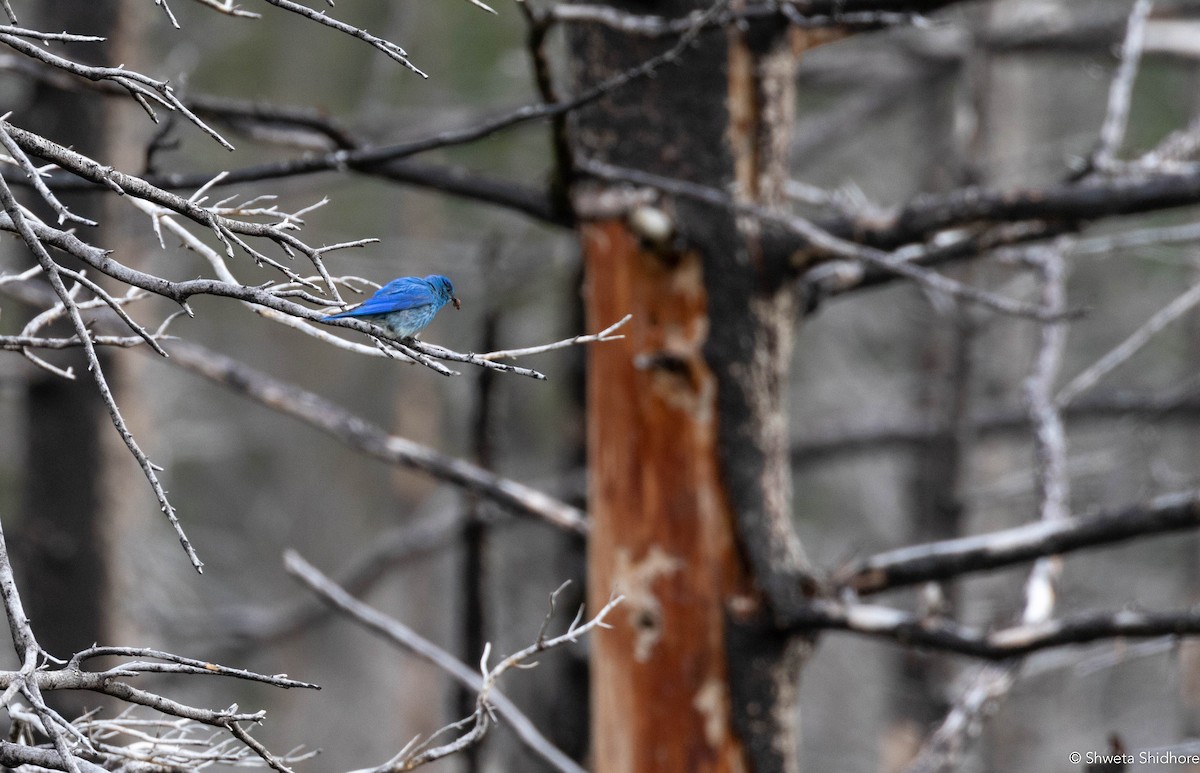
[[4, 0, 1200, 772]]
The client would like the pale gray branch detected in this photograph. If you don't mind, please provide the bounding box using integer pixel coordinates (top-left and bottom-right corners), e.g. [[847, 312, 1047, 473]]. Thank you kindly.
[[1056, 276, 1200, 407], [1093, 0, 1153, 170], [286, 551, 595, 773]]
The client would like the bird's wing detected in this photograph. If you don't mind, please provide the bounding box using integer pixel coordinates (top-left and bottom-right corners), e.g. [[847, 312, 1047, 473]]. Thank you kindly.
[[333, 277, 435, 317]]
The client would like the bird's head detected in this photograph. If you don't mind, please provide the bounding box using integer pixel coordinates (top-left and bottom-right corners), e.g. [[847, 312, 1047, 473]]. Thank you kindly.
[[426, 274, 461, 310]]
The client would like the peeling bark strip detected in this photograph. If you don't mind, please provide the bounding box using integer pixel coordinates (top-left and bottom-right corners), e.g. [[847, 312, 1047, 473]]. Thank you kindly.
[[584, 220, 753, 772]]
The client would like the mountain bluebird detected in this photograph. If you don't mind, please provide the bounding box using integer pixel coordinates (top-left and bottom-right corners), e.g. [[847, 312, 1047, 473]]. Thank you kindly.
[[323, 274, 460, 339]]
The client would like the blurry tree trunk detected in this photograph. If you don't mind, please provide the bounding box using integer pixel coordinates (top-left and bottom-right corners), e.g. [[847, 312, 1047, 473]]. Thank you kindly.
[[570, 7, 821, 771], [885, 304, 972, 770], [970, 3, 1069, 769], [16, 0, 117, 675], [456, 249, 501, 773], [884, 60, 973, 773], [97, 0, 171, 649], [18, 0, 163, 669]]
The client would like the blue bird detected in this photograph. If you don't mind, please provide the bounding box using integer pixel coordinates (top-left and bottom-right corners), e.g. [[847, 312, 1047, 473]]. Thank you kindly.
[[323, 274, 460, 339]]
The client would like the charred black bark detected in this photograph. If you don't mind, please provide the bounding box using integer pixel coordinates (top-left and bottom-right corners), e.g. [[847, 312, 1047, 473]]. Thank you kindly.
[[726, 612, 809, 773]]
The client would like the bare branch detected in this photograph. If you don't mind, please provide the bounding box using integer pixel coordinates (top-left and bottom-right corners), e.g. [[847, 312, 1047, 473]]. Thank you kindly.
[[400, 338, 548, 380], [54, 265, 167, 356], [1020, 247, 1071, 624], [396, 588, 619, 768], [838, 490, 1200, 595], [66, 646, 318, 690], [1093, 0, 1154, 170], [786, 599, 1200, 659], [902, 666, 1014, 773], [388, 587, 622, 771], [0, 513, 316, 771], [840, 171, 1200, 251], [210, 506, 473, 649], [286, 551, 599, 773], [0, 59, 564, 220], [160, 339, 588, 534], [1055, 275, 1200, 407], [0, 742, 106, 773]]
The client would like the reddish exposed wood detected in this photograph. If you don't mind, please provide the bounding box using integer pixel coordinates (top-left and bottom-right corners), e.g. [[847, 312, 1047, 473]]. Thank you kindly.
[[585, 220, 758, 773]]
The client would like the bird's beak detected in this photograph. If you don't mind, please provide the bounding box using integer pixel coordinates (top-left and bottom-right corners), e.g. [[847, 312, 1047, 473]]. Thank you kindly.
[[452, 296, 461, 310]]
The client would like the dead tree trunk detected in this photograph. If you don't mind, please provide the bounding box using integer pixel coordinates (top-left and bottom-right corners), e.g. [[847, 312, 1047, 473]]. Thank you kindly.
[[569, 7, 828, 771]]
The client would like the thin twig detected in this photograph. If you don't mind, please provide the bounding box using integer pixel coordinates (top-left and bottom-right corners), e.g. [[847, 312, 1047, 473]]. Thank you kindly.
[[1055, 276, 1200, 407], [1092, 0, 1153, 170], [1, 333, 172, 350], [55, 266, 167, 356], [188, 0, 261, 18], [393, 588, 620, 769], [476, 314, 631, 360], [68, 646, 318, 689], [463, 0, 497, 14], [257, 0, 427, 78], [406, 339, 547, 379], [154, 0, 182, 29]]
